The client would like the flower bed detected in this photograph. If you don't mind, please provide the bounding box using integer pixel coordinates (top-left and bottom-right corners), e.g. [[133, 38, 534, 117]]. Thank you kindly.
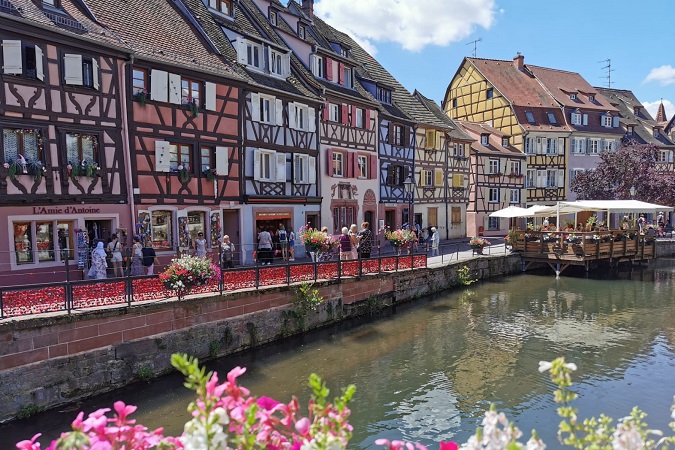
[[223, 269, 256, 291], [72, 281, 127, 309], [2, 286, 66, 318]]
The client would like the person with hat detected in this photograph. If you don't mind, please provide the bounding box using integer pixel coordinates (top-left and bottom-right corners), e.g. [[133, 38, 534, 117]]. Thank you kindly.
[[430, 227, 439, 256]]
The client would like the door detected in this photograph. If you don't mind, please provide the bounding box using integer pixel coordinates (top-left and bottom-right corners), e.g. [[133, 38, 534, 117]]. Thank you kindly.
[[385, 210, 395, 229], [364, 211, 374, 228], [222, 210, 240, 264], [85, 220, 113, 248], [306, 213, 319, 230], [428, 208, 438, 227]]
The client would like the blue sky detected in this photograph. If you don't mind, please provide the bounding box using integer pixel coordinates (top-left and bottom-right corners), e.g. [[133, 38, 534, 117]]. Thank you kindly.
[[305, 0, 675, 119]]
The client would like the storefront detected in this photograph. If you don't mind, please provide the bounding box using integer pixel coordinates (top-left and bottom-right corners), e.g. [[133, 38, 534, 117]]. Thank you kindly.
[[137, 207, 223, 253]]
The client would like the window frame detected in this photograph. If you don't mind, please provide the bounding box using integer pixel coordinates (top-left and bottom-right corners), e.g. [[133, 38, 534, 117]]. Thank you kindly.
[[246, 42, 263, 70], [393, 124, 404, 146], [332, 152, 344, 177], [356, 155, 368, 179], [546, 169, 557, 188], [343, 67, 353, 88], [525, 137, 535, 154], [422, 169, 432, 187], [589, 139, 600, 154], [208, 0, 232, 15], [355, 107, 365, 128], [510, 161, 520, 175], [2, 127, 43, 164], [258, 149, 275, 181], [486, 88, 494, 99], [488, 217, 500, 230], [526, 169, 535, 188], [571, 112, 582, 125], [269, 49, 283, 76], [65, 132, 98, 165], [257, 94, 274, 124], [525, 111, 535, 124], [169, 142, 192, 171], [603, 115, 613, 127], [481, 135, 489, 146], [488, 187, 499, 203], [329, 103, 340, 122], [488, 159, 499, 174], [453, 143, 463, 158], [81, 56, 94, 88], [547, 112, 557, 124], [298, 25, 305, 39], [510, 188, 520, 204], [151, 210, 173, 249], [200, 145, 214, 173], [269, 10, 277, 25], [545, 138, 557, 154], [181, 76, 201, 106], [132, 68, 148, 94]]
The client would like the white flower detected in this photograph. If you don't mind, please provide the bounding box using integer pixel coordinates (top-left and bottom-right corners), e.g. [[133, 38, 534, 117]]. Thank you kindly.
[[178, 165, 184, 170], [525, 436, 546, 450], [538, 361, 552, 373], [564, 363, 577, 371], [612, 422, 644, 450]]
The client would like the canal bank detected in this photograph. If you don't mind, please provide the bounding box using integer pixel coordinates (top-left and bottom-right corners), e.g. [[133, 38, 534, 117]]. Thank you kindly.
[[0, 253, 521, 422]]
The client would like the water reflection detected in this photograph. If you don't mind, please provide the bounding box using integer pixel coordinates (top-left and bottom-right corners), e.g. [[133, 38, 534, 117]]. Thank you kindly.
[[4, 261, 675, 449]]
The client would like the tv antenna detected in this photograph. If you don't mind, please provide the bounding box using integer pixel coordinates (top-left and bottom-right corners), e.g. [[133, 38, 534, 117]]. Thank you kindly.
[[466, 37, 482, 57], [599, 58, 614, 88]]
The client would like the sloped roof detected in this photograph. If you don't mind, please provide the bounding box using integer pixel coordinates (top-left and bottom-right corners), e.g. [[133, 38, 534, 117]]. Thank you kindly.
[[655, 101, 667, 123], [595, 87, 675, 148], [455, 120, 525, 156], [414, 91, 473, 141]]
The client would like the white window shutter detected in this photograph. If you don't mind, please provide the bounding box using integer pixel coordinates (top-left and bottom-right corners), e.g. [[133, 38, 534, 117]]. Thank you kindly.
[[288, 102, 297, 129], [282, 53, 290, 77], [308, 107, 316, 132], [537, 170, 546, 188], [612, 116, 619, 128], [92, 58, 99, 90], [581, 138, 587, 154], [205, 82, 216, 111], [63, 53, 83, 85], [582, 114, 588, 125], [308, 156, 316, 184], [293, 154, 300, 183], [250, 93, 260, 121], [557, 137, 564, 155], [536, 137, 544, 154], [35, 45, 44, 81], [500, 188, 507, 203], [275, 99, 283, 126], [237, 38, 247, 64], [168, 73, 181, 104], [557, 169, 565, 188], [275, 152, 286, 182], [484, 159, 490, 175], [310, 54, 317, 75], [150, 69, 168, 102], [154, 140, 171, 172], [253, 150, 261, 181], [570, 137, 576, 152], [215, 146, 229, 176], [2, 40, 22, 75]]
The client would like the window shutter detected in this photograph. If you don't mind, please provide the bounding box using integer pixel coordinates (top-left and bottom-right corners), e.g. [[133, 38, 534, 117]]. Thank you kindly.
[[426, 129, 435, 149], [570, 137, 576, 153], [168, 73, 181, 104], [215, 146, 229, 176], [387, 123, 393, 144], [434, 168, 443, 187], [308, 156, 316, 183], [557, 169, 565, 188], [250, 93, 260, 121], [484, 158, 490, 175], [536, 137, 544, 154], [2, 40, 22, 75], [582, 114, 588, 125], [253, 150, 261, 181], [308, 107, 316, 132], [581, 138, 587, 154], [205, 82, 216, 111], [369, 154, 377, 180], [337, 62, 344, 84], [353, 152, 359, 177], [537, 170, 546, 188], [293, 154, 301, 183], [365, 109, 370, 130], [63, 53, 83, 85], [346, 152, 353, 178], [92, 58, 99, 90], [154, 140, 171, 172], [612, 116, 619, 128], [327, 148, 333, 175], [350, 105, 357, 126], [322, 102, 329, 121], [341, 104, 349, 125], [325, 58, 333, 81], [236, 38, 247, 64], [557, 137, 564, 155], [150, 69, 168, 102], [310, 54, 318, 75], [35, 45, 44, 81], [275, 152, 286, 182], [275, 99, 284, 126], [288, 102, 297, 129]]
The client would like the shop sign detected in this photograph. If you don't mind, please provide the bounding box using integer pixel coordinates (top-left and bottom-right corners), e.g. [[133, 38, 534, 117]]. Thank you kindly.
[[32, 206, 101, 214]]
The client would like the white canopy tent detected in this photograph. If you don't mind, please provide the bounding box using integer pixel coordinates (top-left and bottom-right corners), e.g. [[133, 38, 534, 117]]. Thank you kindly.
[[488, 206, 531, 218]]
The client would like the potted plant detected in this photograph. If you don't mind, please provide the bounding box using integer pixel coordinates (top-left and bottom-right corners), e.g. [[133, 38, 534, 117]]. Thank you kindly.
[[175, 165, 191, 183], [185, 97, 199, 117], [4, 159, 24, 180], [27, 160, 46, 182], [203, 167, 217, 182], [159, 255, 218, 298], [384, 228, 416, 255], [86, 161, 100, 179], [299, 225, 338, 261], [469, 236, 490, 254], [133, 89, 149, 106]]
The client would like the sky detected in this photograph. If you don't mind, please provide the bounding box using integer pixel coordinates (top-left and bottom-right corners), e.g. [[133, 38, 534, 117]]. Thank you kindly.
[[301, 0, 675, 120]]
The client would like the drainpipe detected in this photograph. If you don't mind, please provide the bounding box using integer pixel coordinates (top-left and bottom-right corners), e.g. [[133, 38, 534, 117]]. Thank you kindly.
[[121, 55, 136, 236], [445, 134, 450, 240]]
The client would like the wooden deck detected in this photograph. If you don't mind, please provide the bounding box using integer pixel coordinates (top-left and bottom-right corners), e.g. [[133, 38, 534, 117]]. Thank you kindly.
[[511, 230, 656, 275]]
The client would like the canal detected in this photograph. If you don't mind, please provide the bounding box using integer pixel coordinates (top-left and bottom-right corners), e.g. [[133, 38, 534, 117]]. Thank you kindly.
[[4, 260, 675, 449]]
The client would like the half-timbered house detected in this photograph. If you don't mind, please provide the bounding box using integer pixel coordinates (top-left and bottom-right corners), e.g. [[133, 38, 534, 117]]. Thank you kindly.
[[281, 1, 381, 234], [83, 0, 244, 259], [455, 121, 526, 237], [444, 55, 571, 206], [0, 0, 131, 282], [413, 91, 474, 238]]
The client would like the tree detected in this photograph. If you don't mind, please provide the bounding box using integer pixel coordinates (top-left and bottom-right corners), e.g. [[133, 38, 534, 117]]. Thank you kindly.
[[571, 142, 675, 205]]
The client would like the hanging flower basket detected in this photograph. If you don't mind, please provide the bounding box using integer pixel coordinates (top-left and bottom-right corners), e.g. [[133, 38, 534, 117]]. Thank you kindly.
[[27, 161, 46, 182], [176, 165, 191, 183], [185, 98, 199, 117], [203, 168, 217, 182], [133, 90, 149, 106]]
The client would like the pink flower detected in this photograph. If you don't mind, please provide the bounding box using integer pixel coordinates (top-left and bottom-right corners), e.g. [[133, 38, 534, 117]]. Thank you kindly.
[[15, 433, 41, 450], [439, 442, 458, 450], [295, 417, 310, 435], [258, 396, 281, 411]]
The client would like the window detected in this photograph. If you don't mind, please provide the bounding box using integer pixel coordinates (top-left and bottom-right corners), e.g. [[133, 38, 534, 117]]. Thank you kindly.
[[329, 103, 340, 122], [1, 41, 45, 81], [510, 161, 520, 175], [169, 143, 192, 170], [298, 25, 305, 39], [547, 112, 557, 124], [181, 77, 200, 105], [627, 126, 634, 136], [3, 128, 41, 164], [570, 93, 577, 100], [603, 115, 613, 127], [151, 211, 173, 248], [588, 95, 595, 102], [481, 134, 489, 146], [525, 111, 535, 124], [422, 169, 432, 187], [546, 169, 557, 188], [488, 188, 499, 203], [200, 146, 213, 172], [589, 139, 600, 154], [43, 0, 59, 7], [66, 132, 98, 164], [526, 169, 535, 187], [258, 150, 275, 181], [12, 220, 75, 266], [654, 128, 661, 137], [257, 95, 272, 123], [81, 57, 95, 88], [187, 211, 207, 243], [270, 49, 283, 76], [659, 151, 673, 163], [604, 140, 615, 152], [489, 159, 499, 174], [452, 98, 457, 108], [355, 107, 365, 128], [525, 137, 535, 154], [132, 68, 147, 94], [453, 143, 464, 158], [572, 137, 585, 154], [343, 67, 353, 88], [377, 87, 391, 104], [387, 164, 405, 185], [208, 0, 232, 14], [332, 152, 344, 177], [393, 124, 404, 146], [510, 189, 520, 204], [571, 112, 582, 125], [291, 102, 310, 130], [333, 206, 355, 233], [486, 88, 493, 99], [571, 168, 585, 183], [546, 138, 556, 154], [269, 10, 277, 25], [357, 155, 367, 178], [312, 55, 324, 78], [13, 222, 33, 264], [246, 42, 263, 69], [488, 217, 500, 230]]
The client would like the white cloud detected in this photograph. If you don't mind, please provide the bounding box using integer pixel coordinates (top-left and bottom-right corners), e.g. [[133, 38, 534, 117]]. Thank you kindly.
[[644, 65, 675, 86], [642, 99, 673, 120], [314, 0, 497, 53]]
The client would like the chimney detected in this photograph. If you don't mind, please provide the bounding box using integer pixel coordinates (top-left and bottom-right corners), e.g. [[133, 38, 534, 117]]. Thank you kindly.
[[301, 0, 314, 19], [513, 52, 524, 71]]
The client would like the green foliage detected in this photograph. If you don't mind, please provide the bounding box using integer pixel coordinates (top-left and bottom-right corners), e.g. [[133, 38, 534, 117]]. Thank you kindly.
[[17, 403, 43, 420], [292, 282, 323, 315], [209, 339, 221, 358], [457, 265, 476, 286], [137, 366, 154, 381]]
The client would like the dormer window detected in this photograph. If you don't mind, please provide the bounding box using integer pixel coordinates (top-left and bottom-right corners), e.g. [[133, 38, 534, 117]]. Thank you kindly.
[[481, 134, 489, 146], [237, 38, 290, 78], [269, 10, 277, 26], [602, 113, 613, 128], [502, 137, 509, 147], [547, 112, 557, 124], [627, 126, 633, 136], [571, 111, 582, 125], [634, 106, 641, 116], [208, 0, 232, 15], [377, 86, 391, 104], [43, 0, 60, 8], [1, 40, 45, 81], [343, 67, 353, 88], [588, 95, 595, 102], [525, 111, 535, 124], [570, 93, 577, 100], [654, 128, 660, 137], [298, 25, 305, 39]]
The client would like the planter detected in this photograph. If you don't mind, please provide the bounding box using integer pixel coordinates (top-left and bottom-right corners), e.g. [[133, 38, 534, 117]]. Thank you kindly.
[[470, 245, 484, 254]]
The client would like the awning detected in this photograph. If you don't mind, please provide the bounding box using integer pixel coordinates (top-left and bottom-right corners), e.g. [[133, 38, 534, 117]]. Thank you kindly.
[[256, 214, 292, 221], [489, 206, 531, 218]]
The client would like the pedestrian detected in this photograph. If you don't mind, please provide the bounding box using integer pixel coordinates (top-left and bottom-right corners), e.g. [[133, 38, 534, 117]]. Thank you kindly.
[[89, 241, 108, 279], [339, 227, 352, 260], [141, 238, 159, 275], [430, 227, 439, 256], [638, 214, 646, 233], [107, 233, 124, 277], [130, 235, 145, 276], [288, 229, 296, 261], [194, 231, 207, 258], [220, 234, 235, 269], [357, 221, 372, 258], [349, 224, 359, 260], [278, 224, 289, 261], [258, 227, 273, 265]]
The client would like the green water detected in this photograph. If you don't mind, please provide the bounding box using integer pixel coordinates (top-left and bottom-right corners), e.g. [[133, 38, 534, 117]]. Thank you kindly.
[[4, 261, 675, 449]]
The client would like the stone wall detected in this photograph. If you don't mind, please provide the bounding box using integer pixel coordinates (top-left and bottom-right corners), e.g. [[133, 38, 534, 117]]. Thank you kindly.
[[0, 253, 515, 422]]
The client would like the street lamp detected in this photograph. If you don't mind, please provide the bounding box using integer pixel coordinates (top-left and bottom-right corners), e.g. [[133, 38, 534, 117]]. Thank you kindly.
[[403, 175, 415, 229], [629, 186, 637, 199]]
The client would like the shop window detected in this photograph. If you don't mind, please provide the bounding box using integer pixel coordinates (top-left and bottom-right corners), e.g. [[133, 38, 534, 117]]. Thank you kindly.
[[13, 222, 33, 264], [170, 143, 192, 171], [57, 221, 74, 260], [188, 211, 206, 243], [36, 221, 54, 261], [12, 220, 75, 265], [3, 128, 42, 164], [151, 211, 173, 248], [66, 132, 98, 164]]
